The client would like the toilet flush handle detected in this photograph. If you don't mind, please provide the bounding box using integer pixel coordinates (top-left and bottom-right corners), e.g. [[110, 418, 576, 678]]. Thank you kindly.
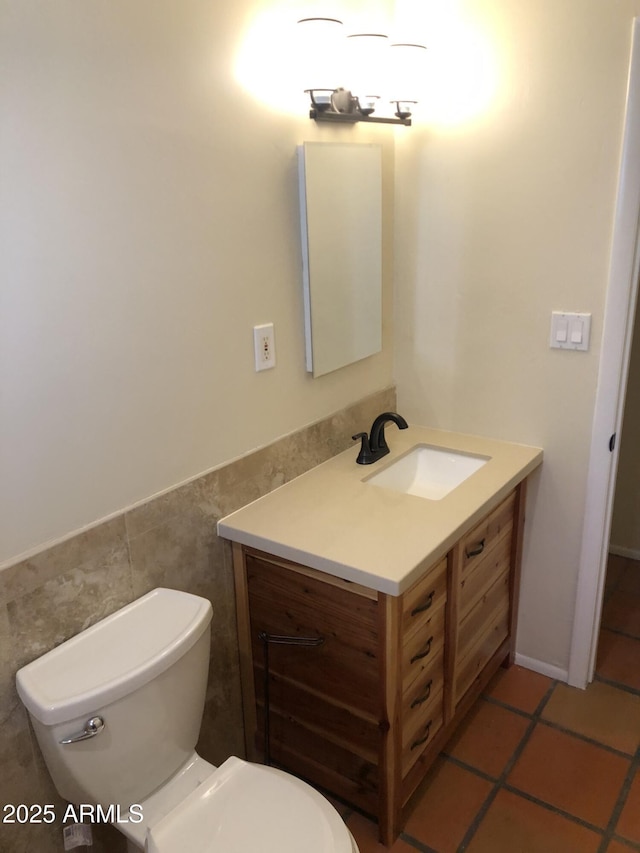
[[60, 716, 105, 744]]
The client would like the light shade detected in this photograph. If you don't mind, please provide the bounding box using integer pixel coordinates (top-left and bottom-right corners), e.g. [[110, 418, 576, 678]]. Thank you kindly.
[[297, 17, 344, 92], [345, 33, 389, 100], [388, 42, 427, 102]]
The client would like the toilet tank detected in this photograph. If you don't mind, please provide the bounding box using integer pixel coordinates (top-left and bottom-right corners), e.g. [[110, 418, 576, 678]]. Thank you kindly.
[[16, 588, 213, 808]]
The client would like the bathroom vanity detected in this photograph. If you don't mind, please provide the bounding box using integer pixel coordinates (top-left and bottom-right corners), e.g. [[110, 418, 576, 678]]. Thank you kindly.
[[218, 426, 542, 845]]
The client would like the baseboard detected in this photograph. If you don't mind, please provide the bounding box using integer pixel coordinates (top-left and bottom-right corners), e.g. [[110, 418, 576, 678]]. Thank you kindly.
[[608, 544, 640, 560], [514, 653, 569, 683]]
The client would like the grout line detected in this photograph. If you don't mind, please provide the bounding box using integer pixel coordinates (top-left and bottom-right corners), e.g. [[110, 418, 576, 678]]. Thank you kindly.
[[611, 834, 640, 851], [531, 680, 558, 717], [535, 717, 638, 759], [442, 753, 499, 784], [596, 744, 640, 853], [455, 680, 559, 851], [594, 672, 640, 697], [454, 721, 536, 852], [600, 623, 640, 642], [501, 782, 606, 836], [481, 694, 535, 719], [398, 832, 439, 853]]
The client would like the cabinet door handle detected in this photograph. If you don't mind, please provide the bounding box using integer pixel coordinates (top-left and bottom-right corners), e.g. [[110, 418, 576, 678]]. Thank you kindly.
[[410, 679, 433, 708], [465, 538, 485, 559], [411, 591, 435, 617], [410, 636, 433, 664], [411, 720, 432, 750], [258, 631, 324, 767]]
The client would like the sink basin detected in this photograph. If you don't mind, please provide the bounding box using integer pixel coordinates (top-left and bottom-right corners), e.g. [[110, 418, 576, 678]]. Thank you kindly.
[[365, 444, 490, 500]]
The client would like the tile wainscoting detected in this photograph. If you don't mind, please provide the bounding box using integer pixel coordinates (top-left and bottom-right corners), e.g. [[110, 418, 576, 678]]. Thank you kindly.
[[0, 386, 395, 853]]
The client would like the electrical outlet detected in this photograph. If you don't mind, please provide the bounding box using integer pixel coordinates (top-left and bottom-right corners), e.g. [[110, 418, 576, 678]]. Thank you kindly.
[[253, 323, 276, 371]]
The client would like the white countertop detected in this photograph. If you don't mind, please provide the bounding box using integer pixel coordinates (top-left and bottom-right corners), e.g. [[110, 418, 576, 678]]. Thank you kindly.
[[217, 425, 543, 596]]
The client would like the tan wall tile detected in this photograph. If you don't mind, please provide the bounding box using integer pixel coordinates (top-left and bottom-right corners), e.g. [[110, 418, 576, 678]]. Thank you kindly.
[[1, 516, 128, 604], [7, 550, 134, 671], [0, 387, 396, 851]]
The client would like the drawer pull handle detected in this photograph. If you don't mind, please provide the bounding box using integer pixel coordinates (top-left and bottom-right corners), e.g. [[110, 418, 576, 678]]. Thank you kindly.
[[411, 721, 432, 750], [411, 591, 435, 616], [465, 538, 486, 559], [410, 679, 433, 708], [410, 636, 433, 664]]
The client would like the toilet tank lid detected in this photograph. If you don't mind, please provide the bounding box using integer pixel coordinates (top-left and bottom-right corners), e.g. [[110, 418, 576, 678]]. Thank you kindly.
[[16, 588, 213, 726]]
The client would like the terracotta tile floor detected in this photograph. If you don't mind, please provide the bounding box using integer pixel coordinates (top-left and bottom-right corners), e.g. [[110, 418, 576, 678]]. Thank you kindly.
[[340, 554, 640, 853]]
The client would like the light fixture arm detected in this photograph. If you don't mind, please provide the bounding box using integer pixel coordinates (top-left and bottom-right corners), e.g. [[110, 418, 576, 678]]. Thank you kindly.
[[305, 88, 412, 126], [309, 106, 412, 126]]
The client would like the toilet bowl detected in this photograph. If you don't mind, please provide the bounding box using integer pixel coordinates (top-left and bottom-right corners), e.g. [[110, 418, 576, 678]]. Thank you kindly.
[[145, 755, 357, 853], [15, 587, 359, 852]]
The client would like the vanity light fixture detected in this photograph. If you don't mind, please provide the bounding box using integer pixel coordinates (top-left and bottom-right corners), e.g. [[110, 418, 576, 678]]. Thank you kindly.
[[298, 18, 426, 127]]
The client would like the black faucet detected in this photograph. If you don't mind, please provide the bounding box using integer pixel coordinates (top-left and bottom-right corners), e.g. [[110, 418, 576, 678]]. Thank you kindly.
[[352, 412, 409, 465]]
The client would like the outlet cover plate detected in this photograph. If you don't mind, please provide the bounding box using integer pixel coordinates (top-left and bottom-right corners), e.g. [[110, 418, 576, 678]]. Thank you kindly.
[[253, 323, 276, 371]]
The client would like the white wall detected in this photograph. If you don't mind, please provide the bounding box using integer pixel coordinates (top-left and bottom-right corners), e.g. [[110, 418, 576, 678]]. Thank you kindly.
[[394, 0, 640, 672], [5, 0, 639, 678], [0, 0, 395, 565]]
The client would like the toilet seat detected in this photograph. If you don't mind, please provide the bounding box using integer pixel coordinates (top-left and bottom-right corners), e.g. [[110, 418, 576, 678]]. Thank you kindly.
[[146, 756, 356, 853]]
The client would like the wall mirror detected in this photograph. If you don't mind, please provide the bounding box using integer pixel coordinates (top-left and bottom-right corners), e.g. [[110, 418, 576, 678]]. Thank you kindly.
[[298, 141, 382, 378]]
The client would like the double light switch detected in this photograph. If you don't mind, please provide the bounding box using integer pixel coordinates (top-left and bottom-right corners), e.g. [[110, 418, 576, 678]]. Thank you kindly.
[[550, 312, 592, 351]]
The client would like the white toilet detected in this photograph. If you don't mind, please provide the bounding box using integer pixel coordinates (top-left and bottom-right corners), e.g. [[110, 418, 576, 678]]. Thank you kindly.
[[16, 588, 359, 852]]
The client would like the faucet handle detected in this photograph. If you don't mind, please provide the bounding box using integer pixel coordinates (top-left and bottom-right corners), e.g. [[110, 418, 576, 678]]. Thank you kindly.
[[352, 432, 376, 465]]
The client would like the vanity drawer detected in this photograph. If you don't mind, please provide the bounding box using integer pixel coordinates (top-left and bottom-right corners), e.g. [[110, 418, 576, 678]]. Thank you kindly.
[[459, 526, 512, 620], [460, 492, 515, 574], [460, 492, 515, 577], [455, 605, 509, 703], [401, 606, 445, 693], [401, 688, 444, 778], [401, 557, 447, 638], [247, 556, 379, 714], [458, 569, 510, 660], [401, 645, 444, 730]]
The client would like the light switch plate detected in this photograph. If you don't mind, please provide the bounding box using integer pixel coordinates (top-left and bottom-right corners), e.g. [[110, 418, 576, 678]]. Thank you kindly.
[[550, 312, 591, 351]]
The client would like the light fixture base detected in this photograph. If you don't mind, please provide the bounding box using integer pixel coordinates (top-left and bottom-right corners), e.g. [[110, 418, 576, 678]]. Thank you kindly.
[[309, 108, 411, 126]]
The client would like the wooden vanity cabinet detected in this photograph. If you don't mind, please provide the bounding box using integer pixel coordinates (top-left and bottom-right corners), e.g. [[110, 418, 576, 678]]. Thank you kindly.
[[232, 482, 527, 846]]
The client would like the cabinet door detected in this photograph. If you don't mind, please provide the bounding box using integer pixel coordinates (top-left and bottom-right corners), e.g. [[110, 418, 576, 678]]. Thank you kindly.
[[245, 554, 382, 813], [454, 493, 515, 704]]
